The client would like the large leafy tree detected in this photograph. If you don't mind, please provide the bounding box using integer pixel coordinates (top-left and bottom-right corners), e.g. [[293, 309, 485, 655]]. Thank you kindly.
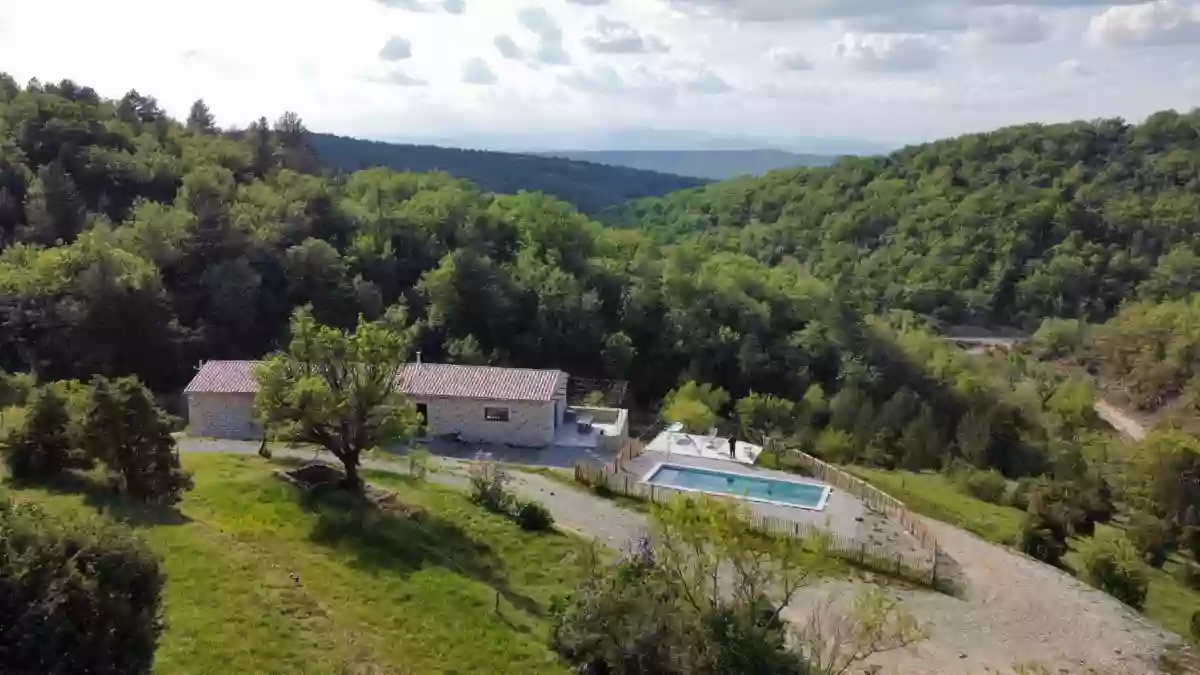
[[254, 307, 420, 490]]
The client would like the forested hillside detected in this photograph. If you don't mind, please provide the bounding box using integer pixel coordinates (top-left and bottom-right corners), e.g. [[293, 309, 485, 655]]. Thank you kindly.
[[0, 73, 1115, 485], [538, 149, 835, 180], [1032, 295, 1200, 425], [309, 133, 704, 215], [608, 112, 1200, 328]]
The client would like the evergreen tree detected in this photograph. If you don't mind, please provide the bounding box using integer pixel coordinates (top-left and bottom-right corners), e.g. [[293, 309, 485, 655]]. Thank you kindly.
[[4, 386, 80, 481], [185, 99, 216, 134], [82, 377, 193, 504]]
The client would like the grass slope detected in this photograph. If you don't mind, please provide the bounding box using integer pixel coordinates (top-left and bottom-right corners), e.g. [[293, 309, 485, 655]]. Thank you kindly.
[[7, 454, 589, 675], [844, 467, 1025, 545]]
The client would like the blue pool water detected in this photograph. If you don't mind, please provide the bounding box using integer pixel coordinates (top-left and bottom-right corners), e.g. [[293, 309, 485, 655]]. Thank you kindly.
[[645, 464, 830, 510]]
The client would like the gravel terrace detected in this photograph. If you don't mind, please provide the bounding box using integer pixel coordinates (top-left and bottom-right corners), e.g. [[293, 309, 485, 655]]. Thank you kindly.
[[179, 438, 1185, 674], [785, 517, 1183, 675]]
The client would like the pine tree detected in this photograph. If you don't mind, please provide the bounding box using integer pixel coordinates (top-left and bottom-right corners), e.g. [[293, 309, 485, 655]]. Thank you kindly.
[[4, 386, 80, 480], [186, 99, 216, 134], [83, 377, 193, 504]]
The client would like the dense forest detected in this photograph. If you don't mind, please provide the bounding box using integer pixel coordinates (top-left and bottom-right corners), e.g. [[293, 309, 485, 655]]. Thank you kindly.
[[0, 73, 1112, 483], [309, 133, 704, 215], [538, 149, 835, 180], [607, 112, 1200, 328], [1032, 295, 1200, 426]]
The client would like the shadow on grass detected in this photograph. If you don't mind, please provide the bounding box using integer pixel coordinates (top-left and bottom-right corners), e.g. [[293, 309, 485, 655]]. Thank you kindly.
[[15, 470, 192, 528], [295, 480, 545, 619]]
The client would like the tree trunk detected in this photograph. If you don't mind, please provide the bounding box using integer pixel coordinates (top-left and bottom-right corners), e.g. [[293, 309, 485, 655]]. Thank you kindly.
[[340, 451, 363, 491]]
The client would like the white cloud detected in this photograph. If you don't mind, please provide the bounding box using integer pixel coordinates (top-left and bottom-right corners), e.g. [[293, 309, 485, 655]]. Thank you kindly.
[[494, 35, 524, 59], [583, 16, 669, 53], [371, 68, 427, 86], [1088, 0, 1200, 46], [685, 69, 733, 93], [968, 8, 1053, 44], [518, 6, 571, 65], [669, 0, 1145, 23], [377, 0, 463, 13], [833, 33, 944, 72], [461, 57, 498, 84], [1, 0, 1196, 149], [771, 48, 815, 70], [379, 36, 413, 61], [1054, 58, 1093, 76]]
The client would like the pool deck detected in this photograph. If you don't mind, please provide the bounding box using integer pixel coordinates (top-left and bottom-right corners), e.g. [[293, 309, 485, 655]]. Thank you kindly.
[[623, 452, 924, 558], [644, 430, 763, 465]]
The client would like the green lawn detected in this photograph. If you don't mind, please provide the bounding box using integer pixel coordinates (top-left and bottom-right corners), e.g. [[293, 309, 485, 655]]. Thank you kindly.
[[6, 453, 590, 675], [843, 467, 1025, 545]]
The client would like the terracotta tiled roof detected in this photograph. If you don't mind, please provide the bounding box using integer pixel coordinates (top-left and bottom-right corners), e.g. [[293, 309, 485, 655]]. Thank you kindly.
[[184, 360, 566, 403], [398, 363, 565, 402], [183, 360, 258, 394]]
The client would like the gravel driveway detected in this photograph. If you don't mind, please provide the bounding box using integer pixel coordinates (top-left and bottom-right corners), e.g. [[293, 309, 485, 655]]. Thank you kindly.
[[785, 517, 1184, 675]]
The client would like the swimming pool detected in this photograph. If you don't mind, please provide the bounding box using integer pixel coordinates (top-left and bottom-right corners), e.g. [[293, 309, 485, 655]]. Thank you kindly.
[[642, 463, 831, 511]]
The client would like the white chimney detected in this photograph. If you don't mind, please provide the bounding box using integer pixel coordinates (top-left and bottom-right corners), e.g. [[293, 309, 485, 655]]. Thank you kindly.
[[416, 351, 422, 365]]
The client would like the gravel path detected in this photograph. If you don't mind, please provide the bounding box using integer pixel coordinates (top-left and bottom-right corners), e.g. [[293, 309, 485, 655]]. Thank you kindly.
[[180, 439, 1184, 674], [1094, 399, 1150, 441], [786, 517, 1183, 675]]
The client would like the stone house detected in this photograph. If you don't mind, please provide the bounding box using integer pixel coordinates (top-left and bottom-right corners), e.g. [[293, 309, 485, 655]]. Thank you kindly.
[[184, 360, 569, 447]]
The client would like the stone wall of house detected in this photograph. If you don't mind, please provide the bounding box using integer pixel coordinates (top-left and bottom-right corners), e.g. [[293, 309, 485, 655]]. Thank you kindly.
[[187, 392, 260, 440], [416, 396, 555, 447]]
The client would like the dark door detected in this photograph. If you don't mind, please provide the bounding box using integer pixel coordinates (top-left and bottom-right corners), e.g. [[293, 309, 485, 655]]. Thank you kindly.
[[416, 403, 428, 438]]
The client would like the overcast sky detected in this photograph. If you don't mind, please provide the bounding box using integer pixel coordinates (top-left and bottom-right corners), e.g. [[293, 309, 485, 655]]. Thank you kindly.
[[2, 0, 1199, 149]]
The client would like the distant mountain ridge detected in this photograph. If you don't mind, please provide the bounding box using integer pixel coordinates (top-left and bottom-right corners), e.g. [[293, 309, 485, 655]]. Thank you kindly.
[[392, 128, 891, 156], [538, 149, 837, 180], [309, 133, 705, 214]]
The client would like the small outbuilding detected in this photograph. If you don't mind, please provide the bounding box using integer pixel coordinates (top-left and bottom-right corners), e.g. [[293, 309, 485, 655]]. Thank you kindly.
[[183, 360, 569, 448]]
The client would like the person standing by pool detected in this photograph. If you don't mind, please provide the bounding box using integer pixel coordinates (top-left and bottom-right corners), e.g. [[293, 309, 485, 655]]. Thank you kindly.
[[729, 437, 737, 460]]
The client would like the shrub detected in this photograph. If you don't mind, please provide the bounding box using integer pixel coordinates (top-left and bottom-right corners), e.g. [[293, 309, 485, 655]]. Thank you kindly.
[[468, 455, 513, 514], [1126, 512, 1176, 568], [407, 447, 432, 482], [1004, 477, 1037, 510], [813, 428, 855, 464], [960, 469, 1008, 504], [0, 498, 165, 674], [1174, 562, 1200, 591], [756, 451, 781, 470], [1079, 532, 1150, 609], [4, 386, 90, 482], [1020, 515, 1066, 566], [515, 500, 554, 531], [1192, 610, 1200, 641], [82, 377, 193, 505]]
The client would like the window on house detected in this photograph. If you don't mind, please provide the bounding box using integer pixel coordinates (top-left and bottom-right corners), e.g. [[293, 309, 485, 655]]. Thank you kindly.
[[484, 407, 510, 422]]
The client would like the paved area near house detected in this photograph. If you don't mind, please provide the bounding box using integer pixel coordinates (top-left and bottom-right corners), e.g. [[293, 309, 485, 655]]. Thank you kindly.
[[644, 430, 763, 464], [413, 437, 617, 469]]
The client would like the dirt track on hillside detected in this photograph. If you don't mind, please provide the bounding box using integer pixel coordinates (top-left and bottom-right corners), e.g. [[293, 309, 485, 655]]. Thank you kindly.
[[784, 517, 1181, 675]]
